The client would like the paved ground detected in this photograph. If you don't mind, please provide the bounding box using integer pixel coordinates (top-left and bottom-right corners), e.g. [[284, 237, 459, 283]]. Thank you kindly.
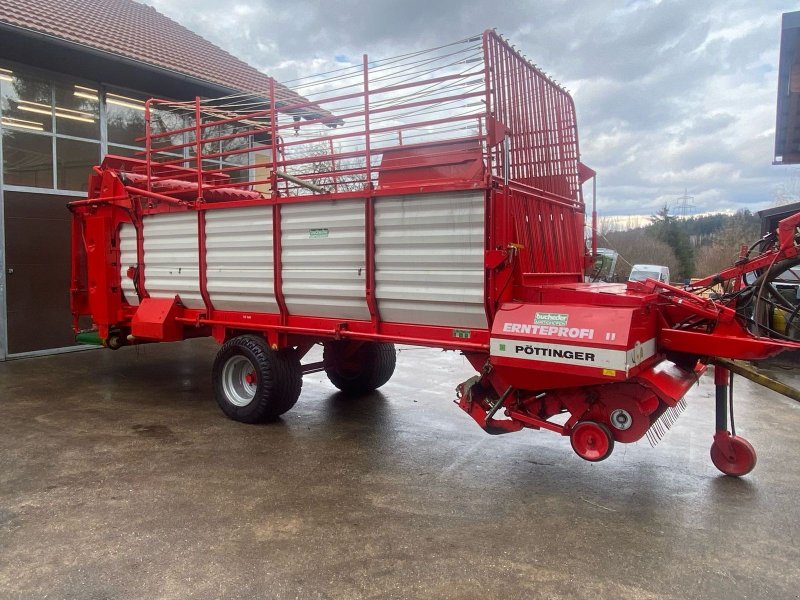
[[1, 339, 799, 600]]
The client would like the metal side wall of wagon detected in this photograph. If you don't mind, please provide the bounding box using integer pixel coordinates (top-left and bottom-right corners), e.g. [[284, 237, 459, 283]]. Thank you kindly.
[[107, 188, 490, 347]]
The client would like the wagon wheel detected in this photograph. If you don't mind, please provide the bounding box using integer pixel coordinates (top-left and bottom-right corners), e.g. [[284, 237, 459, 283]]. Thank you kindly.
[[322, 340, 397, 395], [212, 335, 302, 423]]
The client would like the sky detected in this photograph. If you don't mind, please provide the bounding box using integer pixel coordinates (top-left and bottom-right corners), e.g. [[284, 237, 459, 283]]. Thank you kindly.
[[144, 0, 800, 218]]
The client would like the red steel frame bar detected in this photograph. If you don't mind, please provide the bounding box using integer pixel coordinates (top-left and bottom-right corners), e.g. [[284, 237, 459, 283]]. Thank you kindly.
[[268, 78, 289, 329], [362, 53, 381, 328], [197, 210, 213, 316]]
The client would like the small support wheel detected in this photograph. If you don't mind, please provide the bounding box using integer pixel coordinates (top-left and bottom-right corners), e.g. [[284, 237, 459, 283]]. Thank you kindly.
[[570, 421, 615, 462], [710, 432, 757, 477]]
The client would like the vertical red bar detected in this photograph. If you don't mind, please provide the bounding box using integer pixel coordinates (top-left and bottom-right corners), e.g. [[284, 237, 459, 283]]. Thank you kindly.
[[362, 54, 373, 190], [590, 175, 597, 269], [194, 97, 203, 200], [268, 79, 288, 328], [144, 100, 152, 193], [365, 198, 380, 330], [478, 38, 496, 322], [197, 209, 212, 317], [362, 53, 380, 329], [272, 203, 288, 328], [269, 78, 279, 197], [329, 138, 338, 193], [507, 44, 520, 182], [482, 31, 494, 181]]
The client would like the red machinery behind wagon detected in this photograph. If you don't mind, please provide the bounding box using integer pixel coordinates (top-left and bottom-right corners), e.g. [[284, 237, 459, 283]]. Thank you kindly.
[[69, 31, 800, 476]]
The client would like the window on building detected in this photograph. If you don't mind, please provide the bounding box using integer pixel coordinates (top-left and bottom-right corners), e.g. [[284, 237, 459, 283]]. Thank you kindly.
[[198, 121, 252, 185], [1, 129, 54, 188], [56, 138, 99, 191], [106, 90, 146, 148], [1, 72, 53, 133], [55, 83, 100, 139], [107, 145, 145, 159]]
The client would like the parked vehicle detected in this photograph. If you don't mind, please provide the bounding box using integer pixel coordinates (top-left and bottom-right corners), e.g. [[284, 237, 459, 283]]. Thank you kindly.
[[629, 264, 670, 284], [69, 31, 800, 476], [588, 248, 619, 282]]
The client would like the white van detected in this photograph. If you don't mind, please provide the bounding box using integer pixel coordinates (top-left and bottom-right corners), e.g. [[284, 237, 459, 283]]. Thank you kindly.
[[629, 264, 670, 285]]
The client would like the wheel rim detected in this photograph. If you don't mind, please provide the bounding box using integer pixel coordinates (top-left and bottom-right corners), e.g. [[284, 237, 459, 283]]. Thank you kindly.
[[221, 355, 258, 407], [571, 422, 611, 461], [334, 349, 364, 380]]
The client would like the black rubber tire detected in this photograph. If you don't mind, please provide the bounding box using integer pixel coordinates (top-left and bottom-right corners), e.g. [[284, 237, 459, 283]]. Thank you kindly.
[[212, 335, 302, 423], [323, 341, 397, 395]]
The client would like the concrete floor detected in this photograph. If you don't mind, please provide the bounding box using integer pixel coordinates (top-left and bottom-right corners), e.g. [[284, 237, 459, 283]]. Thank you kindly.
[[1, 339, 799, 600]]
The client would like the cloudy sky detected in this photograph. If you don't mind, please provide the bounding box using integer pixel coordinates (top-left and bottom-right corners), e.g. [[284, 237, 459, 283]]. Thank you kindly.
[[144, 0, 799, 217]]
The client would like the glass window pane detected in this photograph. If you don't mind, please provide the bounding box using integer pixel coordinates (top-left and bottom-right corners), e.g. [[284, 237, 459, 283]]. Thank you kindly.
[[56, 138, 98, 191], [222, 136, 252, 185], [1, 73, 53, 133], [108, 145, 145, 159], [2, 130, 53, 188], [152, 107, 191, 158], [54, 83, 100, 139], [106, 90, 146, 146]]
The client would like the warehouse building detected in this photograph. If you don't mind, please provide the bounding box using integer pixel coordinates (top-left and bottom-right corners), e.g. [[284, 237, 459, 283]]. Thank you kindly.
[[0, 0, 304, 359]]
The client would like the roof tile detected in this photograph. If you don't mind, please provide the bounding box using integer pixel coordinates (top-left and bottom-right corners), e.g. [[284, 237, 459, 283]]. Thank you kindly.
[[0, 0, 309, 108]]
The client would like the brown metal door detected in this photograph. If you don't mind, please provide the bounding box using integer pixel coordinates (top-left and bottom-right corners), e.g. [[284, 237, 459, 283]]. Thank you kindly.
[[4, 191, 75, 354]]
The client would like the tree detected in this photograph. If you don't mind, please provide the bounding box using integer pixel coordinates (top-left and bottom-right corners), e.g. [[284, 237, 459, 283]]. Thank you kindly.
[[602, 229, 680, 281], [694, 210, 761, 276], [650, 204, 694, 280]]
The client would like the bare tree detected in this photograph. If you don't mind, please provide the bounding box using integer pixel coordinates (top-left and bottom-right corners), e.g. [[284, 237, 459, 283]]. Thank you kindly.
[[695, 215, 760, 276], [602, 230, 680, 280], [282, 140, 367, 194]]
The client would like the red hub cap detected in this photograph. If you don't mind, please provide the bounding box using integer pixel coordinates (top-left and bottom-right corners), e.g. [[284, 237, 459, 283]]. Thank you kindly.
[[570, 421, 614, 462], [245, 371, 257, 385]]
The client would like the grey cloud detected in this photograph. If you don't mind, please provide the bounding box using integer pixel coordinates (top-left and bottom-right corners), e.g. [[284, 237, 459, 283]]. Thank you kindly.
[[144, 0, 799, 217]]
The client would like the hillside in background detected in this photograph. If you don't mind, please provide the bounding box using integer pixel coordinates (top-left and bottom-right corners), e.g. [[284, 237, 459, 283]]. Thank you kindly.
[[599, 209, 761, 282]]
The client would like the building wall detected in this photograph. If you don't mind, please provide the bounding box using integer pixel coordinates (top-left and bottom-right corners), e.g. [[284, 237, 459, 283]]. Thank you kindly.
[[0, 62, 158, 358], [0, 58, 255, 359]]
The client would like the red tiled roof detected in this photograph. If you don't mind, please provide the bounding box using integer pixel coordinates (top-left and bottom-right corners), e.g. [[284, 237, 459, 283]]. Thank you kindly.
[[0, 0, 320, 116]]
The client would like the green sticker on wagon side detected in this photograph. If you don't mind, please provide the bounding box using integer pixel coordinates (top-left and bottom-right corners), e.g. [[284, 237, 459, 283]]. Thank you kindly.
[[309, 228, 329, 238], [453, 329, 472, 339]]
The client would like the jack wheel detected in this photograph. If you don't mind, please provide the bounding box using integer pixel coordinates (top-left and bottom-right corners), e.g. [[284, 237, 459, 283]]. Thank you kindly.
[[570, 421, 614, 462], [710, 433, 757, 477]]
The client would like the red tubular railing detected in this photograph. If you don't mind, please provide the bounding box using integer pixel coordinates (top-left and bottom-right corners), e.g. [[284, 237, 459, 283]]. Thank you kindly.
[[138, 31, 586, 275]]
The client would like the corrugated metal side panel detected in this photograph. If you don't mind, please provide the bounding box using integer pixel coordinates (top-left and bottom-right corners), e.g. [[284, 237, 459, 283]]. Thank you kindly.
[[281, 200, 370, 320], [119, 223, 139, 306], [375, 191, 487, 329], [142, 212, 203, 309], [205, 206, 279, 313]]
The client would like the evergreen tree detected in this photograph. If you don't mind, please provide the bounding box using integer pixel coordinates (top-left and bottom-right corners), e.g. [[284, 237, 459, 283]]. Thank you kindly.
[[649, 205, 694, 280]]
